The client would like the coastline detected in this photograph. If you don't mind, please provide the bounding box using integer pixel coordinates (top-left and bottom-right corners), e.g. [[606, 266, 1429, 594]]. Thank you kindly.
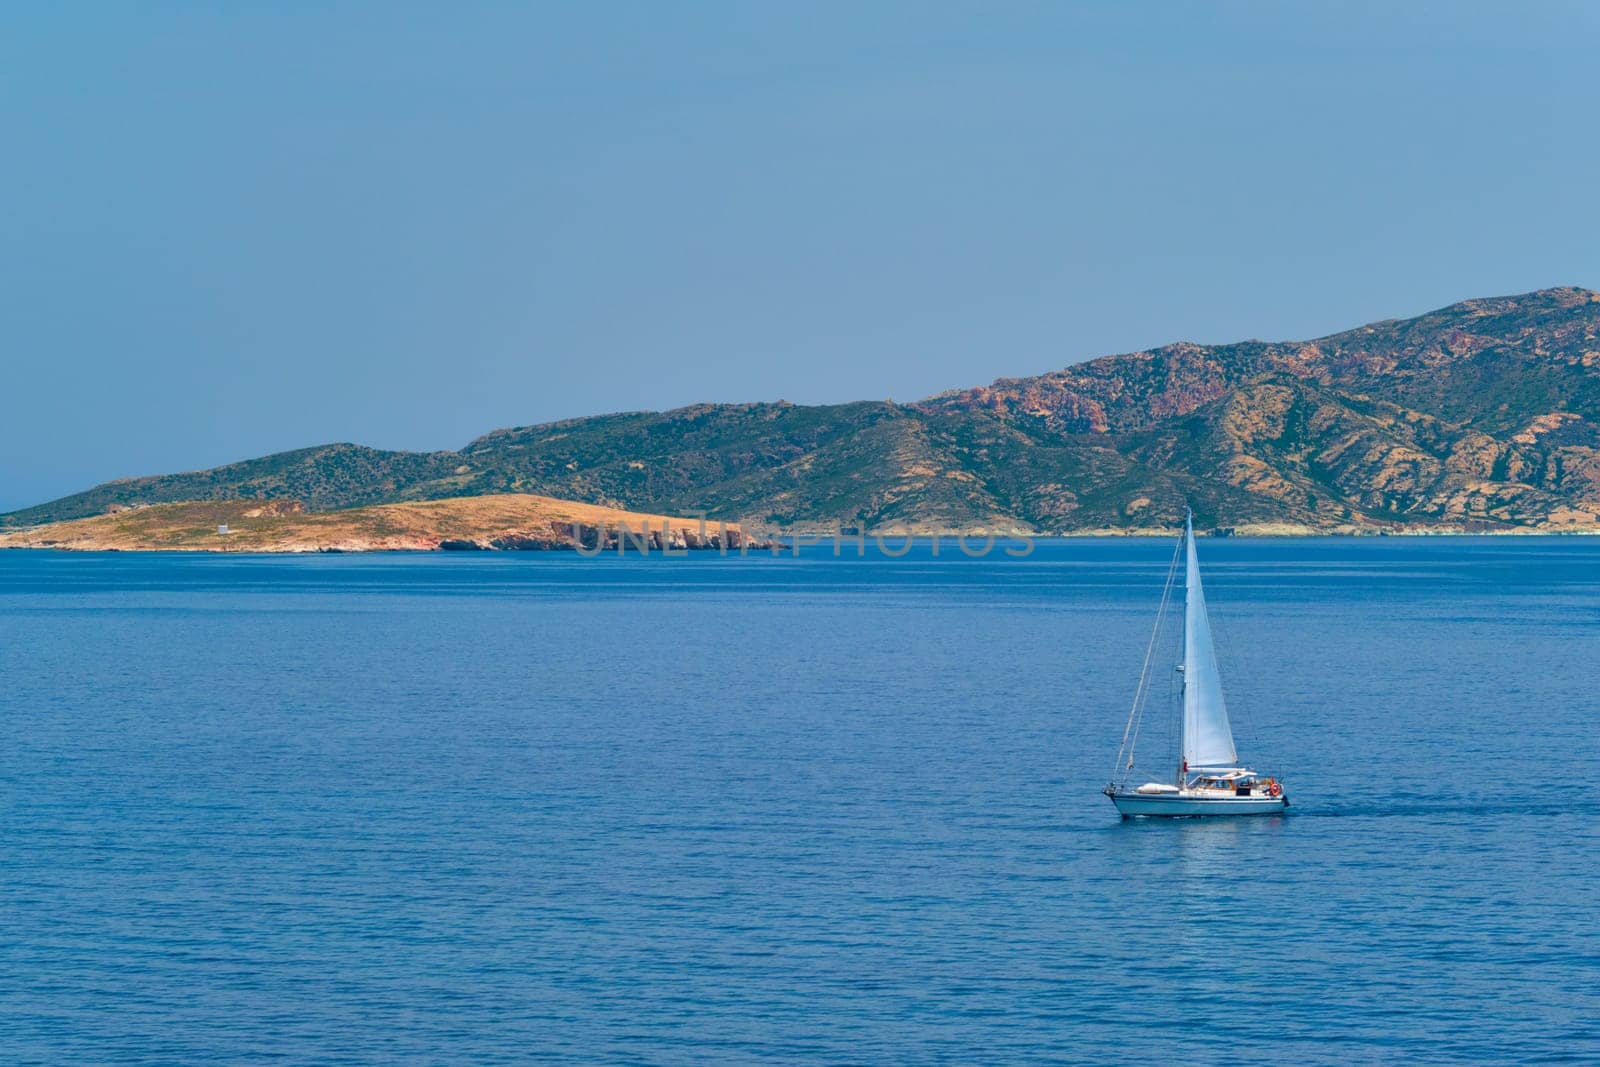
[[8, 524, 1600, 554], [0, 496, 766, 554], [5, 496, 1598, 555], [775, 522, 1600, 540]]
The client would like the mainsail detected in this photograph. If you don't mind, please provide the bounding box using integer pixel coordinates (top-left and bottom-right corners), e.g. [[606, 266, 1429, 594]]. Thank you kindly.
[[1182, 514, 1238, 768]]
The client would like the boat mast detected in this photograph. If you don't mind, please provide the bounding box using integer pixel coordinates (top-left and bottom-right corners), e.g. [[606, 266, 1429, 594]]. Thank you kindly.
[[1176, 509, 1192, 787]]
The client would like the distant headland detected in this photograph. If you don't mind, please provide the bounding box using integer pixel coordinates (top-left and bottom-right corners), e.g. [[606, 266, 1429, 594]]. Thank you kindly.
[[0, 496, 764, 554], [5, 286, 1599, 539]]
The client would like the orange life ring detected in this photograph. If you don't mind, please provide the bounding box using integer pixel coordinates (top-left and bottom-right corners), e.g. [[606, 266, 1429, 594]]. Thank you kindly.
[[1268, 782, 1282, 798]]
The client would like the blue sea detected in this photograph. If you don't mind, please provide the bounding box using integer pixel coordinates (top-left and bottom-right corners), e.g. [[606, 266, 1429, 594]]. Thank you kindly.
[[2, 539, 1597, 1064]]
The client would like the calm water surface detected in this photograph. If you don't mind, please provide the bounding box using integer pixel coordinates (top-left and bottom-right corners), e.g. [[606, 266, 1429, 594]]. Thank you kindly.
[[1, 539, 1597, 1064]]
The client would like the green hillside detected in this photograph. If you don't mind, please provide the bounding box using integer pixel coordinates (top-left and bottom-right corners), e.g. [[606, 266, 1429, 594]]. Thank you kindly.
[[8, 287, 1599, 533]]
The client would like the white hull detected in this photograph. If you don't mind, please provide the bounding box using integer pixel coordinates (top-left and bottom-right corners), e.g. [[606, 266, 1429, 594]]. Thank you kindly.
[[1108, 790, 1288, 817]]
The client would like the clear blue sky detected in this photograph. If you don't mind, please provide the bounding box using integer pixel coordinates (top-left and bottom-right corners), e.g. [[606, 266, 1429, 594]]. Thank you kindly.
[[3, 3, 1596, 511]]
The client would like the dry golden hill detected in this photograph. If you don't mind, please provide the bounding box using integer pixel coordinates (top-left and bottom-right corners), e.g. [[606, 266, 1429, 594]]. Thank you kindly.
[[0, 496, 761, 553]]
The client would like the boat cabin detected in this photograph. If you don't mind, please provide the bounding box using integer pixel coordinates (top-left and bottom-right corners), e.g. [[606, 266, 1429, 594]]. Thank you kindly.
[[1187, 768, 1275, 796]]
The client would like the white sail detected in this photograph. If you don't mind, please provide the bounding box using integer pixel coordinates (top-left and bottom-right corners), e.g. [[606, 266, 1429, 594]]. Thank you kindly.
[[1182, 515, 1238, 768]]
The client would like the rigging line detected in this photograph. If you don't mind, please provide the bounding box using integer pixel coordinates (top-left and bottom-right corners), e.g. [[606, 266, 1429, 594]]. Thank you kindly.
[[1112, 532, 1184, 783], [1114, 544, 1174, 778], [1122, 578, 1173, 780], [1128, 534, 1184, 774]]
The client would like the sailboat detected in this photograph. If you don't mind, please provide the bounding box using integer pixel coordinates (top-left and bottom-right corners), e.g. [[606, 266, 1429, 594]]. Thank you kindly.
[[1104, 511, 1289, 817]]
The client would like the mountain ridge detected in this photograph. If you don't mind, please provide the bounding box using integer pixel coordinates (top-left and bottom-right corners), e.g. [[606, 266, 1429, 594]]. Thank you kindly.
[[7, 287, 1599, 533]]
